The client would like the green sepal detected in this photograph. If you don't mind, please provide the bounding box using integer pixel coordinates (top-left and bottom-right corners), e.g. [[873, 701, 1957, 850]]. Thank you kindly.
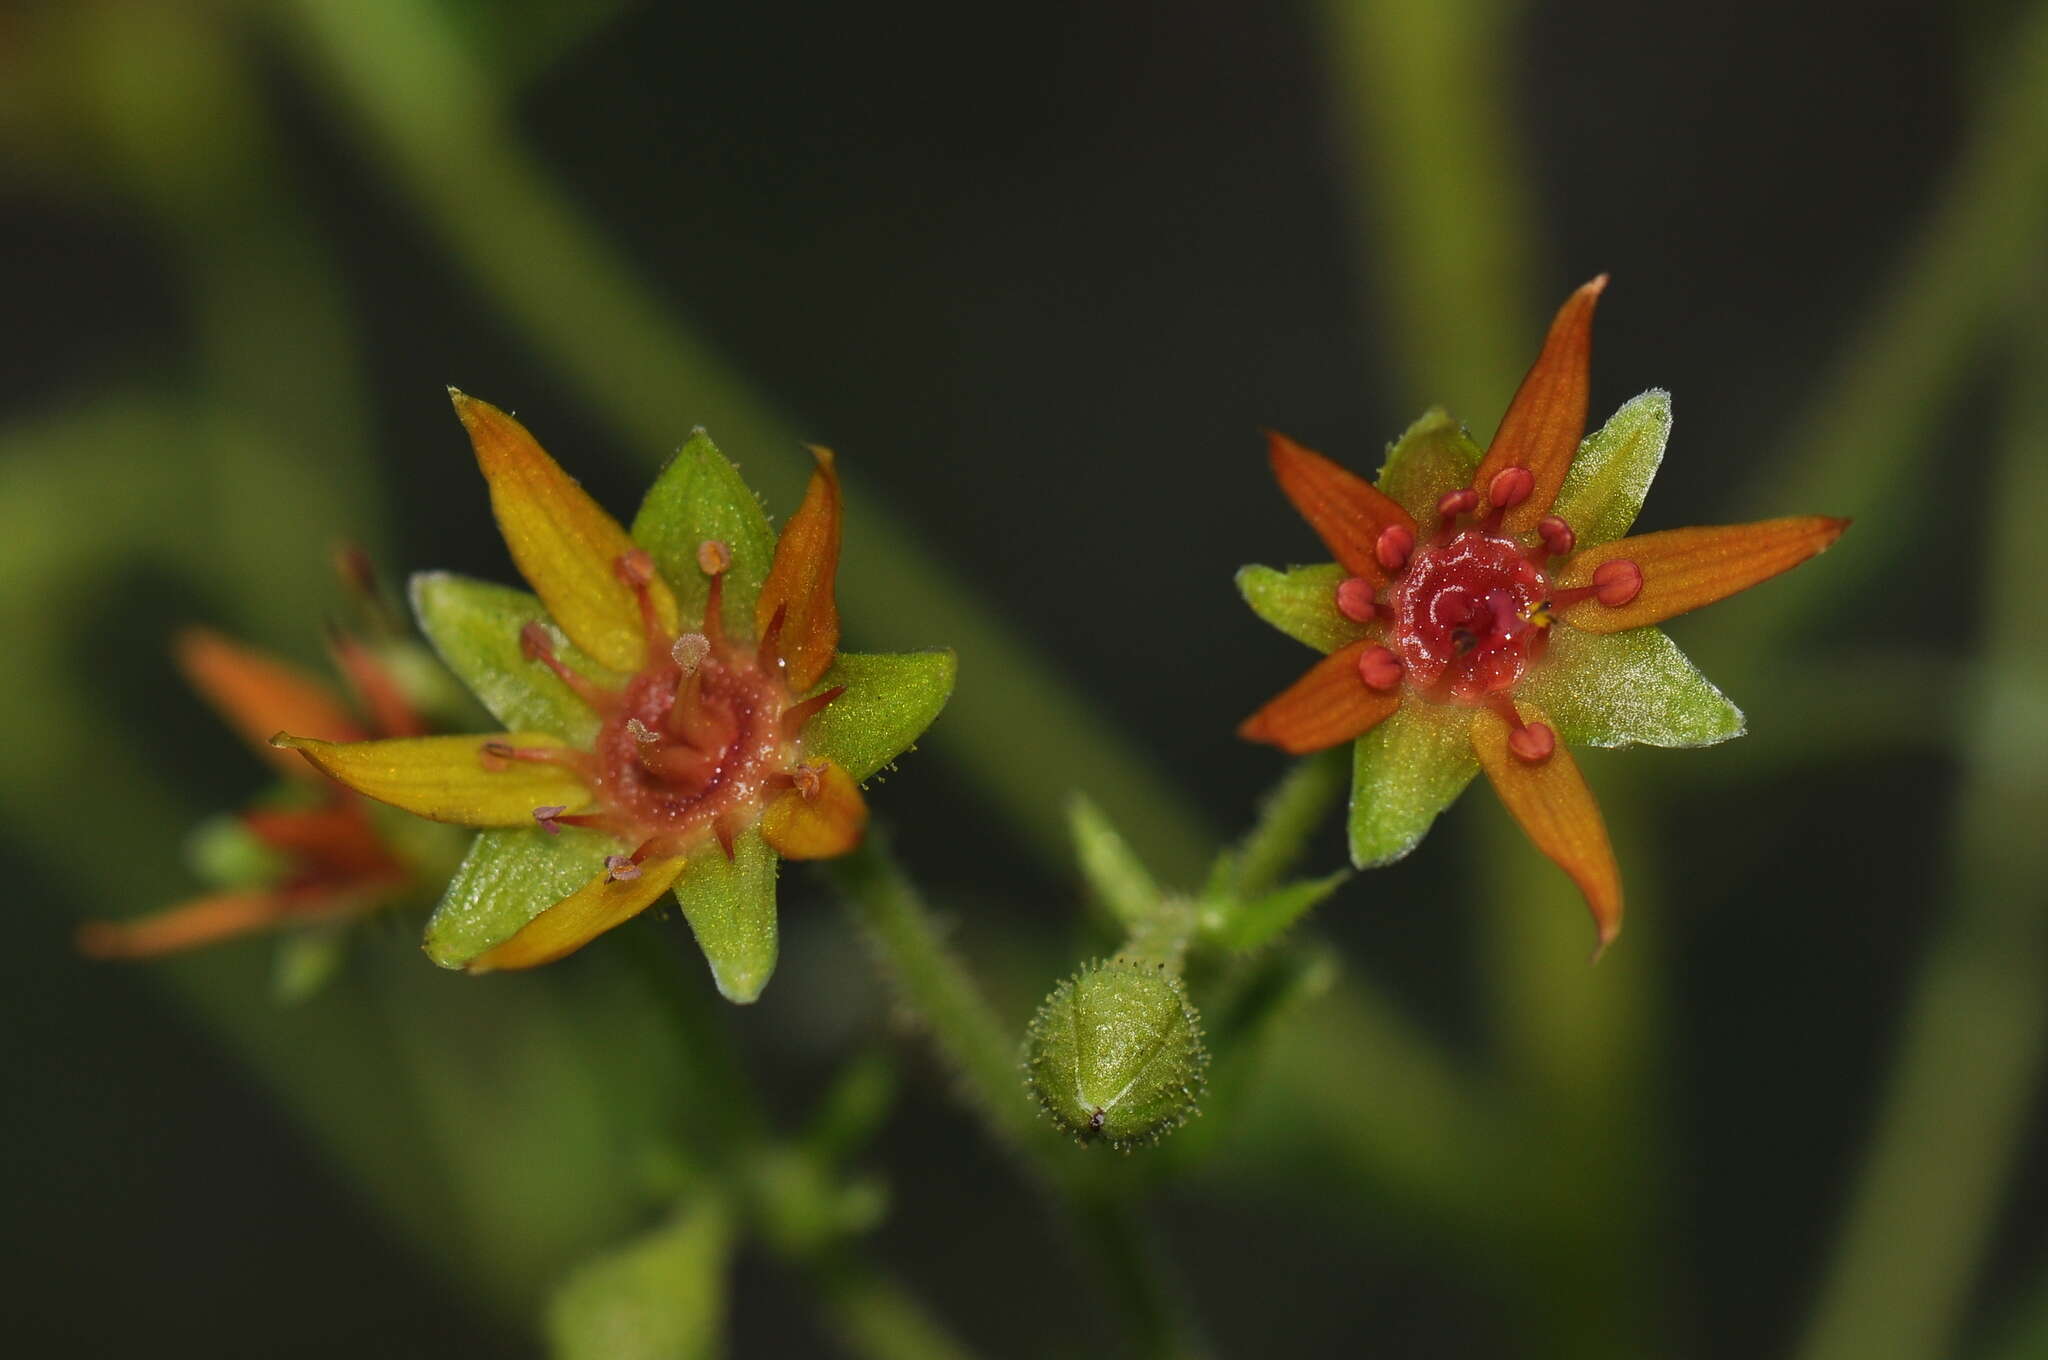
[[546, 1199, 732, 1360], [410, 572, 621, 747], [1069, 794, 1161, 929], [1212, 869, 1351, 952], [424, 826, 615, 969], [673, 827, 779, 1004], [1348, 701, 1479, 868], [1550, 389, 1671, 548], [798, 650, 956, 781], [271, 923, 349, 1003], [1522, 625, 1744, 749], [186, 812, 290, 890], [1236, 563, 1368, 655], [1375, 407, 1483, 521], [630, 429, 777, 640]]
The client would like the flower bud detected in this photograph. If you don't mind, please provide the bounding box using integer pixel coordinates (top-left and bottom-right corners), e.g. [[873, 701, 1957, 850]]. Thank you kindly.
[[1024, 957, 1207, 1150]]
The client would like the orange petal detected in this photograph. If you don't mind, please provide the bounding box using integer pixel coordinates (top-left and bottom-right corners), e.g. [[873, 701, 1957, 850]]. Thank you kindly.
[[1470, 705, 1622, 955], [756, 446, 843, 691], [1474, 275, 1607, 534], [1238, 640, 1403, 755], [469, 854, 686, 972], [327, 629, 428, 737], [451, 391, 677, 673], [241, 805, 399, 880], [1555, 516, 1850, 634], [760, 760, 869, 860], [175, 628, 364, 776], [1266, 431, 1417, 584], [273, 732, 591, 827], [76, 890, 344, 959]]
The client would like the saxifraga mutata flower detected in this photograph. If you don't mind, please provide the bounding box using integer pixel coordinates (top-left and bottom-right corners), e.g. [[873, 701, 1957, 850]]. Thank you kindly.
[[275, 394, 955, 1001], [1238, 277, 1846, 954]]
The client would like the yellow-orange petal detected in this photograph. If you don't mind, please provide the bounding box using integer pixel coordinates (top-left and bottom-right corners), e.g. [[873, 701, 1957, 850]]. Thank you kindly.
[[1237, 640, 1403, 755], [1470, 705, 1622, 955], [273, 732, 591, 827], [1474, 275, 1607, 534], [175, 628, 365, 776], [451, 391, 677, 673], [1266, 431, 1417, 585], [1554, 516, 1850, 634], [77, 890, 330, 958], [759, 760, 868, 860], [469, 853, 686, 972], [756, 445, 842, 691]]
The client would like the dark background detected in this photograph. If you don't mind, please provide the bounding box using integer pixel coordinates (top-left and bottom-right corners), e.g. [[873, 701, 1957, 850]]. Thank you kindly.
[[3, 1, 2039, 1356]]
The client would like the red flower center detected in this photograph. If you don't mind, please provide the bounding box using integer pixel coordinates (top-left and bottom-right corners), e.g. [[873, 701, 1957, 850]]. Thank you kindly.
[[1391, 529, 1550, 701]]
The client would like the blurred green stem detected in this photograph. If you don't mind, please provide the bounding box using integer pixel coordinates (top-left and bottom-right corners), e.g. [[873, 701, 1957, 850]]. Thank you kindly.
[[275, 0, 1215, 879], [813, 1253, 981, 1360], [1792, 265, 2048, 1360]]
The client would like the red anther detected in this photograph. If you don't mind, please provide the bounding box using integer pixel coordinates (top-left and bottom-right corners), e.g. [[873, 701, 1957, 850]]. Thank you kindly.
[[1592, 558, 1643, 607], [1437, 487, 1480, 524], [614, 548, 657, 588], [781, 685, 846, 738], [1487, 465, 1535, 512], [1375, 524, 1415, 574], [1334, 576, 1378, 623], [1508, 720, 1556, 764], [696, 539, 732, 576], [532, 804, 567, 835], [603, 853, 641, 882], [1536, 515, 1576, 558], [1356, 644, 1404, 692], [670, 632, 710, 673]]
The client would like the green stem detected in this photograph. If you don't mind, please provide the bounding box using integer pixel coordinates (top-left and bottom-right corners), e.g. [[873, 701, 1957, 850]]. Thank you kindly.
[[1215, 747, 1350, 901], [1792, 269, 2048, 1360], [812, 1253, 982, 1360], [275, 0, 1215, 879]]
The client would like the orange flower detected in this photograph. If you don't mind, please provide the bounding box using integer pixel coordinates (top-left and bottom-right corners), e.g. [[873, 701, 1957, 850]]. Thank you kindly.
[[1238, 278, 1846, 953], [275, 395, 954, 1000]]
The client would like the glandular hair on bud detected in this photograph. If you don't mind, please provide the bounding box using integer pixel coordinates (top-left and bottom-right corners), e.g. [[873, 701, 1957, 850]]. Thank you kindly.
[[1024, 957, 1207, 1151]]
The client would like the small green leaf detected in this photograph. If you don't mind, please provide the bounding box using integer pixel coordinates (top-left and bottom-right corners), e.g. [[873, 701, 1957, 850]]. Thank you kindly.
[[271, 923, 349, 1003], [1348, 701, 1479, 868], [1375, 407, 1482, 521], [1024, 958, 1207, 1150], [673, 827, 779, 1004], [1213, 869, 1350, 951], [1236, 563, 1367, 654], [410, 572, 620, 746], [547, 1199, 731, 1360], [1551, 389, 1671, 547], [799, 650, 956, 781], [424, 826, 614, 968], [1069, 794, 1160, 928], [630, 430, 777, 639], [1523, 625, 1745, 749]]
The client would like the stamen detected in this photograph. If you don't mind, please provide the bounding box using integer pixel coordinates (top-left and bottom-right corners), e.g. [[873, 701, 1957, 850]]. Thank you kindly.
[[780, 685, 846, 738], [532, 805, 567, 835], [697, 539, 732, 576], [1375, 524, 1415, 574], [1355, 644, 1404, 692], [482, 740, 571, 767], [1436, 487, 1479, 530], [1334, 576, 1378, 623], [1509, 721, 1556, 764], [603, 853, 641, 882], [519, 621, 607, 706], [791, 761, 825, 800], [1592, 558, 1643, 607], [670, 632, 710, 674], [615, 549, 670, 647], [1487, 465, 1534, 512], [1535, 515, 1576, 559]]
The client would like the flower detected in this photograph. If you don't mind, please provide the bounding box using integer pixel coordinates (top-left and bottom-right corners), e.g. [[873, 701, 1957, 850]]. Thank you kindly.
[[77, 560, 469, 999], [1236, 277, 1847, 954], [275, 393, 955, 1001]]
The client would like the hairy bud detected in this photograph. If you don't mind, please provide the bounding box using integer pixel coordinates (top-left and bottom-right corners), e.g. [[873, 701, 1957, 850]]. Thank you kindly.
[[1024, 957, 1207, 1150]]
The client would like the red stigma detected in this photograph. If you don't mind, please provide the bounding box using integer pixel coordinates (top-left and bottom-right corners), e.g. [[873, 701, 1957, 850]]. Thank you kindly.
[[1390, 530, 1549, 700]]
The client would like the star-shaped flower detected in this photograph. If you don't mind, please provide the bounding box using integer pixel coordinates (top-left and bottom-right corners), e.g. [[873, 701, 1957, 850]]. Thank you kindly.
[[1237, 277, 1846, 953], [273, 394, 954, 1001]]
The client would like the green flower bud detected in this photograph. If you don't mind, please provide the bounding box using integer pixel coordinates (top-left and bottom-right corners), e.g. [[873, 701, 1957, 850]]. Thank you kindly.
[[1024, 957, 1207, 1150]]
